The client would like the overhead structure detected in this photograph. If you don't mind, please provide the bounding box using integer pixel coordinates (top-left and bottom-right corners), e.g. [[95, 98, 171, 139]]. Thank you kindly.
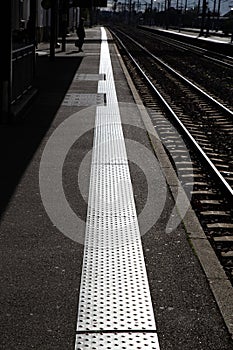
[[72, 0, 107, 7]]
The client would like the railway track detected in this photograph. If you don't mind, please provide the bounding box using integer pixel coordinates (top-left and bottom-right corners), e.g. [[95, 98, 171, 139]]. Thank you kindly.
[[109, 27, 233, 285], [138, 26, 233, 68], [116, 26, 233, 110]]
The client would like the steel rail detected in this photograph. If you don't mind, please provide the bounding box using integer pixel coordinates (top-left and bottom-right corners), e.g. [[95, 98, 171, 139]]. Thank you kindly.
[[137, 26, 233, 69], [116, 29, 233, 117], [110, 29, 233, 200]]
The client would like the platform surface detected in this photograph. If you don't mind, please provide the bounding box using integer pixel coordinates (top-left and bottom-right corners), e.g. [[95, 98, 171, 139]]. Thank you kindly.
[[141, 25, 233, 44], [0, 26, 233, 350]]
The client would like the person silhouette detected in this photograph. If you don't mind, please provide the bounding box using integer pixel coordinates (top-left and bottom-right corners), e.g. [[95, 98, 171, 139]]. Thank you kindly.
[[76, 18, 85, 52]]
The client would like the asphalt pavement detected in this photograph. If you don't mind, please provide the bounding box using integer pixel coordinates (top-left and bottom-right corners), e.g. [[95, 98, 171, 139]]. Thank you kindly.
[[0, 27, 233, 350]]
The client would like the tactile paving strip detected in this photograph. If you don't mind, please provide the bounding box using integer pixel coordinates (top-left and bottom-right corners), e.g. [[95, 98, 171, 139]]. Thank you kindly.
[[75, 27, 160, 349], [75, 73, 106, 81], [62, 93, 105, 106], [75, 332, 160, 350]]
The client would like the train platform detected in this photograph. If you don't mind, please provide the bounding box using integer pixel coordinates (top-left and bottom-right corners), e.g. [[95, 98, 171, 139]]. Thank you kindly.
[[141, 25, 233, 44], [139, 25, 233, 57], [0, 26, 233, 350]]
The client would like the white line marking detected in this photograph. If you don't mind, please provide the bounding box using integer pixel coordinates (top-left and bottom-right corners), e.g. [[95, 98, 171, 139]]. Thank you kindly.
[[75, 27, 160, 349]]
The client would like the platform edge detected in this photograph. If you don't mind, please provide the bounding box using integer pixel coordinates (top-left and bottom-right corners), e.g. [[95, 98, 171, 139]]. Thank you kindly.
[[111, 33, 233, 340]]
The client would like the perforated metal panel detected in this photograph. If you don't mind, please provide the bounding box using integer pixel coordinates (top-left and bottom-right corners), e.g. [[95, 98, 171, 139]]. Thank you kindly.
[[77, 105, 157, 330], [75, 27, 160, 349], [75, 332, 160, 349], [75, 73, 106, 81], [62, 93, 105, 106]]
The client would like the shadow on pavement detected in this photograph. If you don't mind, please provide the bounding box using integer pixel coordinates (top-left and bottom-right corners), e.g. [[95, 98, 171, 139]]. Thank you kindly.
[[0, 55, 83, 216]]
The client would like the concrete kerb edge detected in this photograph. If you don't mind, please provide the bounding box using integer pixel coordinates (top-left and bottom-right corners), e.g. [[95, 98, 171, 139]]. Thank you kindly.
[[112, 38, 233, 339]]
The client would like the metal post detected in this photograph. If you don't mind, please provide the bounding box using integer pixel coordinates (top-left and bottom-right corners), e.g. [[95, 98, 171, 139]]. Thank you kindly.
[[29, 0, 36, 78], [29, 0, 36, 45], [0, 0, 12, 123], [61, 0, 68, 52], [231, 9, 233, 43], [213, 0, 217, 18], [150, 0, 153, 25], [215, 0, 221, 31], [199, 0, 207, 36], [176, 0, 179, 29], [165, 0, 169, 29], [197, 0, 200, 14], [50, 0, 57, 60], [206, 9, 210, 36]]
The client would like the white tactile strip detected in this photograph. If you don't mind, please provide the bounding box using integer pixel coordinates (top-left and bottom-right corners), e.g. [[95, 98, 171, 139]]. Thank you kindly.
[[75, 27, 160, 349], [75, 332, 160, 350]]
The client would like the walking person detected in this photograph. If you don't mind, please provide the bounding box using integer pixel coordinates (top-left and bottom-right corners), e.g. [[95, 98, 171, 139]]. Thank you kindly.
[[76, 18, 85, 52]]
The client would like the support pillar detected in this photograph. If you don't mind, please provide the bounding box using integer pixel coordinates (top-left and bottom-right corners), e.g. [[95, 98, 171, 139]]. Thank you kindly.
[[50, 0, 57, 60], [0, 0, 12, 123]]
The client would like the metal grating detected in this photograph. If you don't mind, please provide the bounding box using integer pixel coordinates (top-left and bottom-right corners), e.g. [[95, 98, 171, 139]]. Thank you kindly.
[[62, 93, 105, 106], [77, 106, 157, 330], [75, 27, 160, 349], [75, 332, 160, 349], [75, 73, 106, 81]]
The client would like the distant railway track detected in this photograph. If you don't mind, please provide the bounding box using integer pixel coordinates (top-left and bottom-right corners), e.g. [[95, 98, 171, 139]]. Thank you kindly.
[[138, 26, 233, 69], [114, 26, 233, 110], [109, 27, 233, 285]]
